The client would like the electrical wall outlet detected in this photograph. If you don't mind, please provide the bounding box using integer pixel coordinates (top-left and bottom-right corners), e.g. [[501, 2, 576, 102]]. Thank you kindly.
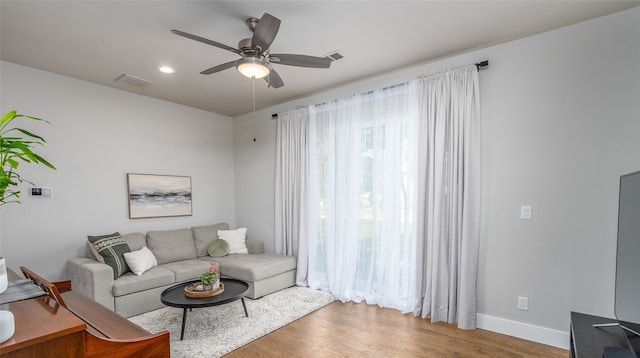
[[517, 296, 529, 311], [520, 205, 532, 220]]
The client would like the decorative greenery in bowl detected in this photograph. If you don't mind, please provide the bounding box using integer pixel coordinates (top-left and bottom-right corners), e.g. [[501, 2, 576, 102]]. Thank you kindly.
[[201, 261, 220, 291], [201, 271, 218, 285], [201, 271, 218, 291]]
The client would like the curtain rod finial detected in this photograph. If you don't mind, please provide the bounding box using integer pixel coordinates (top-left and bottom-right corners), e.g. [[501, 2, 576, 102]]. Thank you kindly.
[[475, 60, 489, 72]]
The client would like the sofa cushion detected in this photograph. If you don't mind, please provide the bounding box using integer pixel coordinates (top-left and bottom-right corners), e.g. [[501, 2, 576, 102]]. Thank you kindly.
[[122, 232, 147, 251], [112, 266, 175, 297], [191, 223, 230, 257], [213, 254, 296, 282], [146, 228, 197, 264], [161, 259, 212, 283], [87, 232, 131, 279], [218, 228, 248, 254], [208, 239, 230, 257], [124, 246, 158, 276], [245, 240, 265, 255]]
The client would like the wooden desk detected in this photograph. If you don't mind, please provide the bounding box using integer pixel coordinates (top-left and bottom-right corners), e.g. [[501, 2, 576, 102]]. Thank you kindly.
[[0, 270, 87, 358], [571, 311, 640, 358]]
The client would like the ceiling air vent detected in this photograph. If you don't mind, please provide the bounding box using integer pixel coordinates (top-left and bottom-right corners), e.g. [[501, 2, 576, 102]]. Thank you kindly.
[[114, 74, 154, 89], [323, 51, 344, 62]]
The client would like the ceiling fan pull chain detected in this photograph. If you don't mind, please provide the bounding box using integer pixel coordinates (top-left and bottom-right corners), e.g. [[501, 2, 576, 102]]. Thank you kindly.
[[253, 76, 257, 142]]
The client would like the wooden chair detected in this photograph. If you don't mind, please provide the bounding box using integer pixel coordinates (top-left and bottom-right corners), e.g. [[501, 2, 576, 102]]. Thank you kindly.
[[20, 265, 67, 308]]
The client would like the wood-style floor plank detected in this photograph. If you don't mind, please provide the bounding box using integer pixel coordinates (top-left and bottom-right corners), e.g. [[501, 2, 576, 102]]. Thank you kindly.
[[225, 301, 568, 357]]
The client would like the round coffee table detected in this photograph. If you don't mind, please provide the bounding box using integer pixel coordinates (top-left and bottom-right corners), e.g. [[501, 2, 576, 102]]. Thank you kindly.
[[160, 278, 249, 340]]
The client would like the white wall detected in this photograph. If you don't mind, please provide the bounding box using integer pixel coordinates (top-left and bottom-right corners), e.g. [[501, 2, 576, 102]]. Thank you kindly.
[[233, 6, 640, 345], [0, 61, 236, 280]]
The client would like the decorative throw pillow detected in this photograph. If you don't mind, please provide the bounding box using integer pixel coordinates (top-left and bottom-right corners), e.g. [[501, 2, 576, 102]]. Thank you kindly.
[[87, 232, 131, 279], [217, 228, 248, 255], [208, 239, 230, 257], [123, 246, 158, 276], [86, 240, 105, 264]]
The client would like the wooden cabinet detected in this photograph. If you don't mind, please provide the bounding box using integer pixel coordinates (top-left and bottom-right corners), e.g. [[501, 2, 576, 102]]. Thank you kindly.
[[570, 311, 640, 358]]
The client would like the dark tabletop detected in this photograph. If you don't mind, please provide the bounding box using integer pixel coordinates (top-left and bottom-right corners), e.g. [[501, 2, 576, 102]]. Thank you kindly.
[[161, 278, 249, 309], [571, 312, 640, 358]]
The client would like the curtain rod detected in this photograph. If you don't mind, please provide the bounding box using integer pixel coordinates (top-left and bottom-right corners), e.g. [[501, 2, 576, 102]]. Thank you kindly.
[[272, 60, 489, 119]]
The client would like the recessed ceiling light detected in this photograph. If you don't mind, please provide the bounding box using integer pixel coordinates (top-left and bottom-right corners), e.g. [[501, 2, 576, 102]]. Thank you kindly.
[[158, 66, 175, 74]]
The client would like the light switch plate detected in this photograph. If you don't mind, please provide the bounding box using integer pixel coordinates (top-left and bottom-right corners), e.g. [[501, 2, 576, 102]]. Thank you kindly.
[[30, 187, 53, 197]]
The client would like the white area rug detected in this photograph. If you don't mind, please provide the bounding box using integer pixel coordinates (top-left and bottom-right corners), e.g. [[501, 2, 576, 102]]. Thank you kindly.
[[129, 286, 335, 357]]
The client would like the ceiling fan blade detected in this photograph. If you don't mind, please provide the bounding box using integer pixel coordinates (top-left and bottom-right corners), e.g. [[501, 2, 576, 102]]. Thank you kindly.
[[265, 69, 284, 88], [200, 60, 236, 75], [251, 13, 281, 52], [269, 54, 331, 68], [171, 29, 241, 55]]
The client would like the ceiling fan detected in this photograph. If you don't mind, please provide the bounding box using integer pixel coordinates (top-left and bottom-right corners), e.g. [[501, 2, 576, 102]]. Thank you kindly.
[[171, 13, 331, 88]]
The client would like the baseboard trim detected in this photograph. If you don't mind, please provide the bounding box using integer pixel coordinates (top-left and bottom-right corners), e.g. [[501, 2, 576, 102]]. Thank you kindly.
[[476, 313, 570, 350]]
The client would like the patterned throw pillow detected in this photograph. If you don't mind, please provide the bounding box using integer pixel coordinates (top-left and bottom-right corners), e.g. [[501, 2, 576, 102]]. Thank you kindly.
[[86, 240, 105, 263], [88, 232, 131, 279]]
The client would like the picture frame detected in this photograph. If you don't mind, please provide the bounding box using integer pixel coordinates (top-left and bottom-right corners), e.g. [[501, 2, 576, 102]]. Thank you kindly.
[[127, 173, 192, 219]]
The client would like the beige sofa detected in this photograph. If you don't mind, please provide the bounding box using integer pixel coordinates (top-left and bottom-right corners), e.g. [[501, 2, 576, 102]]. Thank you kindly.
[[67, 223, 296, 317]]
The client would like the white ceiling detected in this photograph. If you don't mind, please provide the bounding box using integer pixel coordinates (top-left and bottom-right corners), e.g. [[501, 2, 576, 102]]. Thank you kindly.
[[1, 1, 638, 117]]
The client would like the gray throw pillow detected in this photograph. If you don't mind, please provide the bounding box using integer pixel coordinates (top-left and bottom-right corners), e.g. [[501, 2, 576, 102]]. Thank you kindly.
[[88, 232, 131, 279], [208, 239, 230, 257]]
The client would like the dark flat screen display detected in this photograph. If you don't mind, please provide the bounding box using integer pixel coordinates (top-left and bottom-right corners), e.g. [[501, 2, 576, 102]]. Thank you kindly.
[[615, 171, 640, 325]]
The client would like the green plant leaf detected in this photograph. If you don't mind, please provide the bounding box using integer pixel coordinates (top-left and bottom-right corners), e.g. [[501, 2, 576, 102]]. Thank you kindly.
[[7, 158, 19, 169], [14, 128, 47, 142], [1, 110, 17, 126], [32, 154, 56, 169]]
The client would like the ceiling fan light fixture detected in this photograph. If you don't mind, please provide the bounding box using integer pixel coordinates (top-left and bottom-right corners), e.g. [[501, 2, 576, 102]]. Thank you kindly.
[[158, 66, 175, 74], [236, 57, 270, 79]]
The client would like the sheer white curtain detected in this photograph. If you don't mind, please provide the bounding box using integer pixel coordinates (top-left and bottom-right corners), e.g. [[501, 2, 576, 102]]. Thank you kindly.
[[275, 107, 310, 286], [278, 65, 481, 328], [416, 65, 481, 329], [306, 84, 421, 313]]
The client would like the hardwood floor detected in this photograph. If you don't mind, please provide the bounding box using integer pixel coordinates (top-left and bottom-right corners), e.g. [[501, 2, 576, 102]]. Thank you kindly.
[[225, 301, 568, 357]]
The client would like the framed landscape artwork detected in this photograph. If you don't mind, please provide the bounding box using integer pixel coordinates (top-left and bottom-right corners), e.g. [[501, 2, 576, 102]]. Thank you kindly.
[[127, 173, 192, 219]]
